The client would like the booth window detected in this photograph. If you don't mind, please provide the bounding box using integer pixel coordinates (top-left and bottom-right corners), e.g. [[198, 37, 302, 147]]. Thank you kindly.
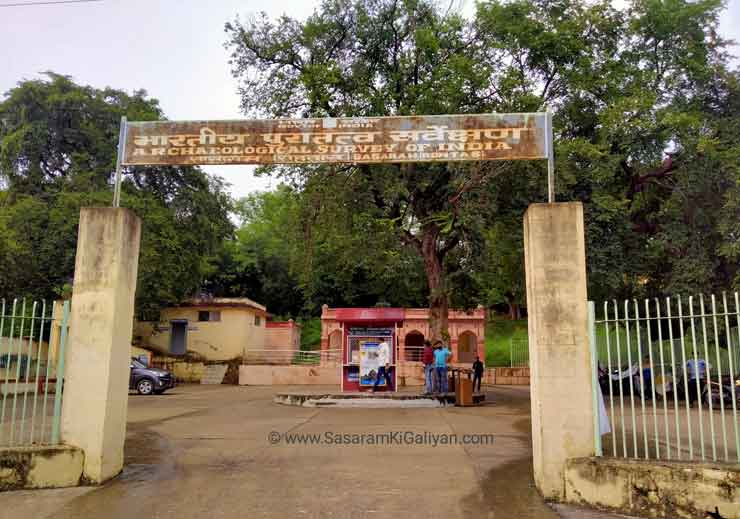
[[254, 315, 261, 326], [198, 311, 221, 322]]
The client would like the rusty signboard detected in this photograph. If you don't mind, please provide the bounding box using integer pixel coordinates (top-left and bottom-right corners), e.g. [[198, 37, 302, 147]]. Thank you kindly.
[[120, 113, 549, 167]]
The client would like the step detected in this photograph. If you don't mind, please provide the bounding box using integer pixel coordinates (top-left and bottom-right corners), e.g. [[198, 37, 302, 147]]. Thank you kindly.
[[200, 364, 228, 385]]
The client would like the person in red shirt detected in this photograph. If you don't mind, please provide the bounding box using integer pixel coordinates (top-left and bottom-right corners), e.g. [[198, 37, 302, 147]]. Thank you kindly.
[[422, 340, 435, 394]]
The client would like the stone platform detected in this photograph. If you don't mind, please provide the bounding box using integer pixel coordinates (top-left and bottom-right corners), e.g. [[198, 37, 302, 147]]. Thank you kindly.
[[274, 391, 486, 408]]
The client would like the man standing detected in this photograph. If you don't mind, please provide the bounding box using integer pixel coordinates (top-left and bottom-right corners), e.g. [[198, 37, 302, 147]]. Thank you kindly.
[[687, 357, 710, 406], [433, 340, 452, 393], [641, 355, 653, 400], [472, 356, 484, 392], [422, 340, 434, 394], [372, 338, 393, 392]]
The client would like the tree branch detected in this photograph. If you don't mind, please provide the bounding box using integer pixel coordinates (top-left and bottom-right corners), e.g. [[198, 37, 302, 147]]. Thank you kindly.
[[439, 232, 461, 258], [400, 228, 422, 252], [448, 162, 507, 208], [628, 156, 678, 197]]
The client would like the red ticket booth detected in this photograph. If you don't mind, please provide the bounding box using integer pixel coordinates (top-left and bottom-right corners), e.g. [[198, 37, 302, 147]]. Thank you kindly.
[[336, 308, 404, 392]]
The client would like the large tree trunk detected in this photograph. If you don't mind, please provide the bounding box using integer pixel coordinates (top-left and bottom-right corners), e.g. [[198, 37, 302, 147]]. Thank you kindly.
[[508, 301, 521, 320], [421, 229, 449, 343]]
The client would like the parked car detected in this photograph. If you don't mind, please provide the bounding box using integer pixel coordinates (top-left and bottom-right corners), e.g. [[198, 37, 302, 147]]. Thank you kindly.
[[129, 357, 175, 395]]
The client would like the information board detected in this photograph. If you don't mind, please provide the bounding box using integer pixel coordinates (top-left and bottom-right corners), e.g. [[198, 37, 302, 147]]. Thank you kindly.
[[121, 113, 548, 166]]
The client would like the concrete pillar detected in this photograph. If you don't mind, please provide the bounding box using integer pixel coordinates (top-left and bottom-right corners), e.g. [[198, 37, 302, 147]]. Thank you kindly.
[[523, 202, 595, 500], [61, 208, 141, 483]]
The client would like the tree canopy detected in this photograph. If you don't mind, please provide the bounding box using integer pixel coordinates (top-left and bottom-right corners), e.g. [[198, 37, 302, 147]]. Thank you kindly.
[[0, 73, 234, 316], [224, 0, 739, 334], [1, 0, 738, 331]]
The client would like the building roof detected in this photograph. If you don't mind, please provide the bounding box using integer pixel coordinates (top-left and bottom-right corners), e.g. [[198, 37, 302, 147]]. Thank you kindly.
[[177, 297, 268, 314], [266, 320, 302, 328], [321, 306, 485, 321]]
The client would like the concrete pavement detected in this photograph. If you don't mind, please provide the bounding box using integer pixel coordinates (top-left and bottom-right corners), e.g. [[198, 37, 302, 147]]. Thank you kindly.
[[0, 385, 634, 519]]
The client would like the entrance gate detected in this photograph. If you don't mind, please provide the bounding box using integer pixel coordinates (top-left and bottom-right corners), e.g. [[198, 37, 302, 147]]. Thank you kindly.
[[16, 99, 608, 500], [112, 113, 554, 392]]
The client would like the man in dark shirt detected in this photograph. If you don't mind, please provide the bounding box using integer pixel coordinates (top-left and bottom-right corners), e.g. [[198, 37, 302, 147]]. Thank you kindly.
[[422, 340, 434, 394], [472, 356, 484, 392], [641, 355, 653, 400]]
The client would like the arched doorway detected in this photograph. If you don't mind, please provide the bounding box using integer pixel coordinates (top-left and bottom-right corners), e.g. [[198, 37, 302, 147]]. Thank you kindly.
[[325, 329, 343, 365], [457, 331, 477, 364], [404, 331, 425, 361], [329, 330, 342, 350]]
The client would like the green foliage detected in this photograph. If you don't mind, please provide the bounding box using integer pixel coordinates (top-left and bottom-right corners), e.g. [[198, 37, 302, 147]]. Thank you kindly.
[[204, 185, 305, 316], [225, 0, 739, 322], [299, 318, 322, 351], [3, 0, 738, 327], [209, 180, 429, 316], [0, 73, 234, 315], [484, 318, 529, 366], [225, 0, 521, 336]]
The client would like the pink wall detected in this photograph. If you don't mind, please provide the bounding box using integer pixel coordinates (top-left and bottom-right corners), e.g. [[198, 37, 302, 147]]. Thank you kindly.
[[320, 305, 486, 363]]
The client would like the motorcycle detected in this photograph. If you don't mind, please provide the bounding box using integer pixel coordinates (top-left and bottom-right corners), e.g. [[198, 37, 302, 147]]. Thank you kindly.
[[704, 376, 740, 406], [599, 363, 641, 397]]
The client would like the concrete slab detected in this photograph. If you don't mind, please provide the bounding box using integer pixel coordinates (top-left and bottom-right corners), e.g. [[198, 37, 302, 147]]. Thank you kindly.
[[0, 384, 635, 519], [274, 391, 485, 407], [0, 445, 83, 491]]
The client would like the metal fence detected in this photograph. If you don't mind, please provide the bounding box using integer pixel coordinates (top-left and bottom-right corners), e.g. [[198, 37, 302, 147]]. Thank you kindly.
[[0, 299, 69, 447], [241, 348, 341, 366], [509, 338, 530, 367], [590, 293, 740, 463], [404, 346, 424, 362]]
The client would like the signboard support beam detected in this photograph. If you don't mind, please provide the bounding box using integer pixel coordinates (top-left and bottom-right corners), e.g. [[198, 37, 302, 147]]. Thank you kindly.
[[112, 116, 127, 208], [546, 108, 555, 203], [116, 112, 555, 203]]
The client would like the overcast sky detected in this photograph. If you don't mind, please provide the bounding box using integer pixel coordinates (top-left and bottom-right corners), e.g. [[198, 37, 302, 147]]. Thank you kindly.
[[1, 0, 738, 200]]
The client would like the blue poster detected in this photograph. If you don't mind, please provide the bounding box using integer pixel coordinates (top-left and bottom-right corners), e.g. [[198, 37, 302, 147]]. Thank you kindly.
[[359, 342, 383, 386]]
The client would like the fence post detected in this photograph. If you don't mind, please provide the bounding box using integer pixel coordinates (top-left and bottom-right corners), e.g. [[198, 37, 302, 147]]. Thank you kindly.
[[50, 301, 70, 444], [588, 301, 602, 457], [510, 339, 514, 368], [61, 208, 141, 483], [523, 202, 595, 500]]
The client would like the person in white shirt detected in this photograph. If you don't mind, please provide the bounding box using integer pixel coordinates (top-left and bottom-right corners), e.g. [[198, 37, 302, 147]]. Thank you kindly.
[[372, 339, 393, 392]]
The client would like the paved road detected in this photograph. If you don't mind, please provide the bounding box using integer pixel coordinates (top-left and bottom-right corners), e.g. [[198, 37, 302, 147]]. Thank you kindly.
[[0, 385, 632, 519], [602, 396, 739, 462]]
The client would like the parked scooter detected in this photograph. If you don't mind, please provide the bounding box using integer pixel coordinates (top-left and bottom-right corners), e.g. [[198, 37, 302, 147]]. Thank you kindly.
[[704, 376, 740, 406], [599, 363, 640, 397]]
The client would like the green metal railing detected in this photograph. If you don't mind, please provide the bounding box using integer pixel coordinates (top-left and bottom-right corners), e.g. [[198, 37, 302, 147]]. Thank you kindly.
[[0, 299, 69, 446], [509, 338, 530, 367], [590, 293, 740, 463]]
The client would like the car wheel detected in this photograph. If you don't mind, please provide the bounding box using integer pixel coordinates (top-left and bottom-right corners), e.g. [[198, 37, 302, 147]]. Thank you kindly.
[[137, 378, 155, 395]]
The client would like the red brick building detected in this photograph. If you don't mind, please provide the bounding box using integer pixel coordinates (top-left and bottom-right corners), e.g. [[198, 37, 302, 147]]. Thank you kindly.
[[320, 306, 485, 367]]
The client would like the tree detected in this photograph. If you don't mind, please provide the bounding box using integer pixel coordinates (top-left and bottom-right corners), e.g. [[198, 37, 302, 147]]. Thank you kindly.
[[467, 0, 737, 303], [206, 181, 429, 317], [0, 73, 234, 315], [225, 0, 737, 333], [204, 185, 305, 316], [226, 0, 511, 340]]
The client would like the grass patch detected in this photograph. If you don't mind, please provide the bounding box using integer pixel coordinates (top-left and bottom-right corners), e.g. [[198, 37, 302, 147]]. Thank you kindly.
[[485, 319, 528, 367], [483, 317, 740, 372]]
